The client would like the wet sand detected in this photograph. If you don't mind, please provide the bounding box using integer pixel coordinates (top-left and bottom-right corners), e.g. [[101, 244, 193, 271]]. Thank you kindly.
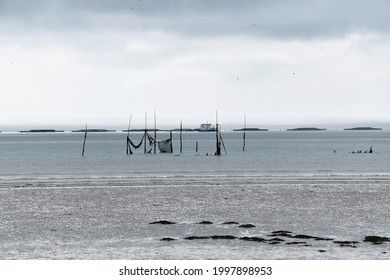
[[1, 177, 390, 259]]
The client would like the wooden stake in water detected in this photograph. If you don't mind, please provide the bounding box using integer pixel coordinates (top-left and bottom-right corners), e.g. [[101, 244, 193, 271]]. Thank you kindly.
[[126, 114, 132, 155], [82, 125, 87, 157], [243, 113, 246, 152], [180, 121, 183, 153], [154, 110, 157, 154], [144, 111, 147, 154], [215, 111, 221, 156]]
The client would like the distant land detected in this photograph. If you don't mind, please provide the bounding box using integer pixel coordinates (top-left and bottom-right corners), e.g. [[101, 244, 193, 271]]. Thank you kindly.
[[72, 129, 116, 133], [287, 127, 327, 131], [19, 129, 65, 133], [123, 129, 162, 132], [233, 128, 268, 131], [123, 128, 218, 132], [344, 127, 382, 131]]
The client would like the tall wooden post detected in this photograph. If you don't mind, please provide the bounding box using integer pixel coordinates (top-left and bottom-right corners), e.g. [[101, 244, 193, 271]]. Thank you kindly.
[[82, 125, 87, 157], [215, 111, 221, 156], [154, 111, 157, 154], [126, 114, 132, 155], [144, 111, 147, 154], [180, 121, 183, 153], [243, 113, 246, 152]]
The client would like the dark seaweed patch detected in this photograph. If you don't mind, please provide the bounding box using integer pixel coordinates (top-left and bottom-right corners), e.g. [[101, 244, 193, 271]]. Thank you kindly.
[[184, 235, 237, 240], [210, 235, 237, 240], [364, 236, 390, 244], [239, 237, 266, 242], [333, 241, 359, 246], [293, 234, 333, 241], [149, 220, 176, 225], [286, 241, 307, 245], [271, 230, 293, 235], [184, 236, 210, 240], [269, 238, 285, 242]]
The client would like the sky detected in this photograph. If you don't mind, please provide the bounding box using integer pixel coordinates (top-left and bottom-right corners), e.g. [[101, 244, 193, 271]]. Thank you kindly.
[[1, 0, 389, 129]]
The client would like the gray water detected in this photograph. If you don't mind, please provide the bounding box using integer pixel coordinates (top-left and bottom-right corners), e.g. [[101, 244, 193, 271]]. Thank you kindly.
[[0, 130, 389, 181], [1, 130, 390, 259]]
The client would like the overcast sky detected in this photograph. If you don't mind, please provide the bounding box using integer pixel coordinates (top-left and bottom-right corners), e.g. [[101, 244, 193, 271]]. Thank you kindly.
[[1, 0, 389, 129]]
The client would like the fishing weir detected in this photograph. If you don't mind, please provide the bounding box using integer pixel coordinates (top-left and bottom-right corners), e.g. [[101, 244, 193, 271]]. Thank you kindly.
[[80, 112, 227, 157]]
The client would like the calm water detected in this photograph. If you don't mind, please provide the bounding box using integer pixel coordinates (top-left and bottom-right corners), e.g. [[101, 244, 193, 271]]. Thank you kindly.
[[0, 130, 389, 181], [1, 130, 390, 260]]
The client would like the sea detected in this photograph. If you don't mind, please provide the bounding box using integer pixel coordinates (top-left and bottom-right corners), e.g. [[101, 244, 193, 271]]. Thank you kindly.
[[1, 130, 390, 259], [1, 130, 389, 180]]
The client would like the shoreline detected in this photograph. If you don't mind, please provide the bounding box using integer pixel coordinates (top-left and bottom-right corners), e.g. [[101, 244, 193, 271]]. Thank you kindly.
[[2, 173, 390, 190]]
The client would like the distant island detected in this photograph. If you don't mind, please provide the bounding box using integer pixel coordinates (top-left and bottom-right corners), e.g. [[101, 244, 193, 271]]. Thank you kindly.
[[344, 127, 382, 131], [19, 129, 65, 133], [72, 129, 116, 133], [123, 129, 163, 132], [233, 128, 268, 131], [287, 127, 326, 131]]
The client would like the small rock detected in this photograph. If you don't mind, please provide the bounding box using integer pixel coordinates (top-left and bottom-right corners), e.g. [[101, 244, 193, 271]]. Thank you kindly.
[[223, 221, 239, 225], [239, 224, 256, 228], [198, 221, 213, 225], [364, 236, 390, 244], [149, 220, 176, 225], [160, 237, 176, 241]]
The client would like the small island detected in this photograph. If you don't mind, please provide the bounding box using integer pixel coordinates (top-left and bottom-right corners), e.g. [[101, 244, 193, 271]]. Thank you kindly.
[[233, 128, 268, 131], [19, 129, 65, 133], [287, 127, 326, 131], [344, 127, 382, 131], [123, 129, 162, 132], [72, 129, 116, 133]]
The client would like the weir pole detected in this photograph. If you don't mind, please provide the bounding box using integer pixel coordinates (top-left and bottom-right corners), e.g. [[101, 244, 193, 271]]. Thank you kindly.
[[154, 111, 157, 154], [243, 113, 246, 152], [82, 125, 87, 157]]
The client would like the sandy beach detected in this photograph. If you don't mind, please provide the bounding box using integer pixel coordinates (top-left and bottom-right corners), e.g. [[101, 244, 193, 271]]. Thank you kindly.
[[1, 176, 390, 260]]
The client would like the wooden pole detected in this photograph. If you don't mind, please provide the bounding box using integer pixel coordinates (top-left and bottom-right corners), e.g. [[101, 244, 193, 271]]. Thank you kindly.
[[144, 111, 147, 154], [82, 125, 87, 157], [126, 114, 132, 155], [220, 126, 227, 155], [215, 111, 221, 156], [180, 121, 183, 153], [154, 110, 157, 154], [243, 113, 246, 152], [170, 131, 173, 152]]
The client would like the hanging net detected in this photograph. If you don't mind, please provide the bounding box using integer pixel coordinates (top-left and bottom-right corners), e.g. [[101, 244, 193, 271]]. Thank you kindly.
[[127, 131, 173, 154], [158, 138, 173, 153]]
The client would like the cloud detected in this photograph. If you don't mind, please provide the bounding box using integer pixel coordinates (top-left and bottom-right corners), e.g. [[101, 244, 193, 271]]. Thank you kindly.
[[1, 0, 389, 127], [1, 0, 390, 38]]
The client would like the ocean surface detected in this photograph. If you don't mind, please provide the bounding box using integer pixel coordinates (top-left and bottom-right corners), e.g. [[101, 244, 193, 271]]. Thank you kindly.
[[0, 130, 389, 180], [1, 130, 390, 259]]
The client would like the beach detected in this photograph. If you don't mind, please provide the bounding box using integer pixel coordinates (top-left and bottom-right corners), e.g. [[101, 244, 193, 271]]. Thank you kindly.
[[1, 175, 390, 260]]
